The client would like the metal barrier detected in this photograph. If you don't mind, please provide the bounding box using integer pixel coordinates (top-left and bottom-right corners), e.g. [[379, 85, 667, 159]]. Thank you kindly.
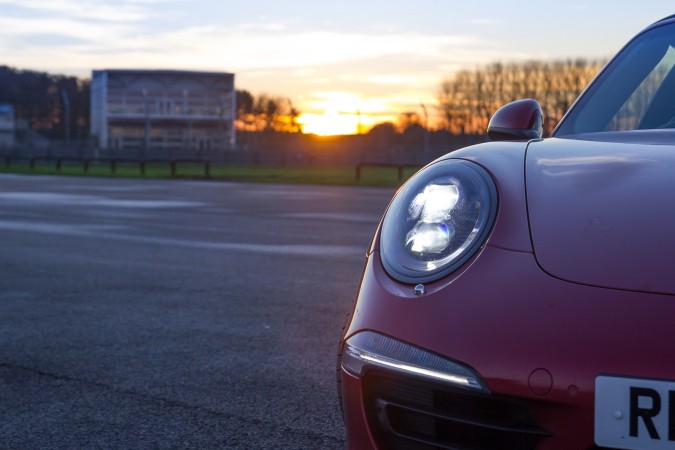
[[1, 155, 212, 179], [2, 154, 417, 182]]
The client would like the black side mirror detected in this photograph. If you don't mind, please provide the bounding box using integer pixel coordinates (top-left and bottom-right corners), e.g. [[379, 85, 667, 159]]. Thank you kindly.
[[487, 99, 543, 141]]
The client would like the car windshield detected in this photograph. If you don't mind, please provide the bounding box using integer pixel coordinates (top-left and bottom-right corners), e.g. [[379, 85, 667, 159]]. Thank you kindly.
[[555, 22, 675, 136]]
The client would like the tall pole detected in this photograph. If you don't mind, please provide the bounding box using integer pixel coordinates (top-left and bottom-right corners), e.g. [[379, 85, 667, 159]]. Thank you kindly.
[[61, 89, 71, 154], [420, 103, 429, 156], [143, 88, 149, 160]]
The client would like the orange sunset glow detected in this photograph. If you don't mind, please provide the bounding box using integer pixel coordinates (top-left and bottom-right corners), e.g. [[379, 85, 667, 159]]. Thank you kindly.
[[297, 112, 362, 136], [0, 1, 671, 138], [294, 91, 420, 135], [297, 92, 373, 135]]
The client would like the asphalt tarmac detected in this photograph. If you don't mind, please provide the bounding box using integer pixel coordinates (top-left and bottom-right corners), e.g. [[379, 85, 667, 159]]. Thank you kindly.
[[0, 174, 394, 449]]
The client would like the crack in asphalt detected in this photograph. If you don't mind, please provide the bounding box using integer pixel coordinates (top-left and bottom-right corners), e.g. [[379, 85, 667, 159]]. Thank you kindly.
[[0, 362, 345, 445]]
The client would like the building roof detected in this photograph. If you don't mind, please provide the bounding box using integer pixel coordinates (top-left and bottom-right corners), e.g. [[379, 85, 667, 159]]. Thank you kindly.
[[93, 69, 234, 78]]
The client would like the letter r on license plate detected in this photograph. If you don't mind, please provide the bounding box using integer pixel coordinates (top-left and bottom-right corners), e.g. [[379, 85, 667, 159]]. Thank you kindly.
[[596, 375, 675, 449]]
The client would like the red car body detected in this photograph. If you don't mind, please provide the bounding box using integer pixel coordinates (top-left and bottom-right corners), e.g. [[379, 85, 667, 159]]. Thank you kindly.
[[339, 15, 675, 450]]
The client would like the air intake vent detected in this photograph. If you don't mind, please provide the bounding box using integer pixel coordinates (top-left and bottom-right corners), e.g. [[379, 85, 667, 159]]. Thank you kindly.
[[364, 372, 552, 450]]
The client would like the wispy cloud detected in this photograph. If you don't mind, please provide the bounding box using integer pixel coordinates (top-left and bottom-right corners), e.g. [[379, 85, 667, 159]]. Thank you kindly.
[[0, 0, 649, 128], [0, 13, 496, 75], [0, 16, 135, 41], [0, 0, 151, 22], [139, 26, 482, 70]]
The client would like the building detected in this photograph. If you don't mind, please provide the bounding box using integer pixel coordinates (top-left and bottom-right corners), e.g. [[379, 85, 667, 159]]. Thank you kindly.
[[0, 103, 15, 147], [90, 69, 235, 152]]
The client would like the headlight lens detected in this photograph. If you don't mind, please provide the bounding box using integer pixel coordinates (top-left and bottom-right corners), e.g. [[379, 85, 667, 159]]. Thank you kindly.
[[380, 159, 498, 283]]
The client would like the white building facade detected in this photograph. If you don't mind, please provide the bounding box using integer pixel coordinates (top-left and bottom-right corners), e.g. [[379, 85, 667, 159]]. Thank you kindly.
[[90, 70, 235, 152]]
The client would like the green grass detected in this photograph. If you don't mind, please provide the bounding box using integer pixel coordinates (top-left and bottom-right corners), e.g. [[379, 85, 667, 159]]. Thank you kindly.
[[0, 161, 420, 187]]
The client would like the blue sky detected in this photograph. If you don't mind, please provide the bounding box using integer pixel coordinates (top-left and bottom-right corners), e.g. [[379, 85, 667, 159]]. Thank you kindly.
[[0, 0, 673, 132]]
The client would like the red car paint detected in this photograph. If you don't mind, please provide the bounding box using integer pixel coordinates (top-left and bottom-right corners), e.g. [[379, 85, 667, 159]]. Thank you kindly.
[[340, 15, 675, 450], [528, 138, 675, 295]]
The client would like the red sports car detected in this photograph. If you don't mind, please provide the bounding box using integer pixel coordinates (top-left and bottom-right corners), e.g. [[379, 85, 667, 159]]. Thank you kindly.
[[338, 14, 675, 450]]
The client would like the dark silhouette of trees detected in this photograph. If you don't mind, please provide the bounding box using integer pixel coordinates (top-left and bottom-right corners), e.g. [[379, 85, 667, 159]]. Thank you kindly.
[[236, 89, 254, 118], [0, 58, 608, 147], [235, 90, 301, 133], [395, 112, 428, 147], [0, 65, 89, 139], [365, 121, 399, 150], [254, 93, 282, 131], [285, 99, 301, 133], [438, 59, 606, 135], [397, 111, 422, 132]]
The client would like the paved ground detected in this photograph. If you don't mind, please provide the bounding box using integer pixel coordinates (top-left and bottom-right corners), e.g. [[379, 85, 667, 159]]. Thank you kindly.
[[0, 174, 394, 449]]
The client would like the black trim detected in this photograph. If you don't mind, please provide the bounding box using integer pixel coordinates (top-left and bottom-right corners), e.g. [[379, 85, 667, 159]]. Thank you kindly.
[[488, 127, 541, 141], [363, 371, 552, 450]]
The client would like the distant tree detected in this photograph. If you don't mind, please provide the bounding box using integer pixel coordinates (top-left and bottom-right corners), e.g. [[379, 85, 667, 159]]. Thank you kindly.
[[367, 121, 399, 148], [401, 123, 425, 145], [252, 94, 281, 132], [234, 92, 302, 133], [285, 98, 301, 133], [236, 89, 254, 116], [0, 65, 89, 139], [397, 112, 422, 133], [235, 89, 257, 131]]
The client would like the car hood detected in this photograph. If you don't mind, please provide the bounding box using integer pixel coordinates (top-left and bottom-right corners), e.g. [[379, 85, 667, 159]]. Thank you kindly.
[[526, 137, 675, 294]]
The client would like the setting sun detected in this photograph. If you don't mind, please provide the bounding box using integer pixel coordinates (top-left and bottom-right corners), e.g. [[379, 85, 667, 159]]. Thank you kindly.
[[296, 92, 400, 135], [297, 111, 360, 135]]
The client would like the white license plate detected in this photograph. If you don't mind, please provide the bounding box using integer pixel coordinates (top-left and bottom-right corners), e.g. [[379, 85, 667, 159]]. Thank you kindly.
[[596, 375, 675, 449]]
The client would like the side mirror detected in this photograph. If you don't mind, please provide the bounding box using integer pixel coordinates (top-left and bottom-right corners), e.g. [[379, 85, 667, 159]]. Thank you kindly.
[[487, 99, 543, 141]]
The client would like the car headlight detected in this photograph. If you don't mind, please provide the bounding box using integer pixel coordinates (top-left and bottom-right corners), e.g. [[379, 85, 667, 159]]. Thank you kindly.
[[380, 159, 498, 284]]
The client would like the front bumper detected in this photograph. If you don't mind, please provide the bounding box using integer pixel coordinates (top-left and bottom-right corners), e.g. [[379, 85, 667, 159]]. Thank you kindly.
[[341, 245, 675, 449]]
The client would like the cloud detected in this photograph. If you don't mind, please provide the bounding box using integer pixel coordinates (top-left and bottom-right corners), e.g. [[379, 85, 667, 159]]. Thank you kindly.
[[0, 5, 551, 126], [0, 0, 151, 22], [0, 0, 491, 72], [0, 16, 134, 41], [139, 26, 482, 70]]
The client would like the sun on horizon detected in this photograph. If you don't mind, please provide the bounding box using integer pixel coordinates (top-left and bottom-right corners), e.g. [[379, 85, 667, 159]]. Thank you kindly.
[[297, 109, 399, 136], [297, 111, 362, 136]]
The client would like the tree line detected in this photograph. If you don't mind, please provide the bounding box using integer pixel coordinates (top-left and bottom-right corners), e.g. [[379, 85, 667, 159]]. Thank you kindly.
[[0, 59, 607, 143], [0, 65, 90, 140], [235, 90, 301, 133], [437, 58, 606, 135]]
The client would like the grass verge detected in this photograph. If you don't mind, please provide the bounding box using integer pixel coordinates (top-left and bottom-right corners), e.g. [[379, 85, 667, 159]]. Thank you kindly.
[[0, 162, 420, 187]]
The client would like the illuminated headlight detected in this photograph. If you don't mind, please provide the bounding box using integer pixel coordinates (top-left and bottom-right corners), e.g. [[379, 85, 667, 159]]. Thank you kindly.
[[380, 159, 498, 283], [341, 331, 488, 392]]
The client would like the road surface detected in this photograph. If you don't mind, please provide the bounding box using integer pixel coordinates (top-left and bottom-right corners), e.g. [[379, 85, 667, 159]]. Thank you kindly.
[[0, 174, 394, 449]]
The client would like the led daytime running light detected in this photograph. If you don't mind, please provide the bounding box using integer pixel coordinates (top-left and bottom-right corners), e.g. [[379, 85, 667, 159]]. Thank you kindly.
[[341, 331, 488, 393]]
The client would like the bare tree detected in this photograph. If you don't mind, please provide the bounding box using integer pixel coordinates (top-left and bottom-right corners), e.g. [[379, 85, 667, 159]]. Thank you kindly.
[[285, 98, 301, 133], [252, 93, 282, 132], [438, 59, 606, 135], [233, 92, 302, 133]]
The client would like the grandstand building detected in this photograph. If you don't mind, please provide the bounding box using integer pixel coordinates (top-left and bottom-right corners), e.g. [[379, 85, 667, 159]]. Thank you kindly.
[[90, 69, 235, 152]]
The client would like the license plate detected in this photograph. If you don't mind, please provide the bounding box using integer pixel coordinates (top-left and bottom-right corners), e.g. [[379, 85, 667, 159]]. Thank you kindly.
[[596, 375, 675, 449]]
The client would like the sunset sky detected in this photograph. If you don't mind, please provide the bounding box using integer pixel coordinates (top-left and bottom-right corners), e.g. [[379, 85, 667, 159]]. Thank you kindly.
[[0, 0, 673, 134]]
